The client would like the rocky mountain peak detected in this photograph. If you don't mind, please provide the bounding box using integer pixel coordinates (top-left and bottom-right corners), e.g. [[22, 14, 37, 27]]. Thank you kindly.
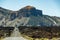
[[18, 6, 43, 17], [24, 6, 36, 10]]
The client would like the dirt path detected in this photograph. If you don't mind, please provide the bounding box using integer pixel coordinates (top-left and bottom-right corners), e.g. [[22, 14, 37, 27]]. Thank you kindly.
[[2, 27, 28, 40]]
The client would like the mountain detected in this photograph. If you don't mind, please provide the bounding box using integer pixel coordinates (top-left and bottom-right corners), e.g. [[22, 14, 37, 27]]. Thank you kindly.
[[0, 6, 60, 27]]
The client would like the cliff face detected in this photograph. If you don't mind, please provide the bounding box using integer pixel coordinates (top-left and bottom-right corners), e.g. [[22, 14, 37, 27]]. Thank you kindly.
[[18, 6, 42, 17], [0, 6, 60, 27]]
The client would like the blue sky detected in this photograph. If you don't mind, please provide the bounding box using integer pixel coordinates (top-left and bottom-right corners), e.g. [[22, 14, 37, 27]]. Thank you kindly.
[[0, 0, 60, 17]]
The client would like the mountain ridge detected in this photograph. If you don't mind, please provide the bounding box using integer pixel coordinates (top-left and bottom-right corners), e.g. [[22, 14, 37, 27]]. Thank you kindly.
[[0, 6, 60, 27]]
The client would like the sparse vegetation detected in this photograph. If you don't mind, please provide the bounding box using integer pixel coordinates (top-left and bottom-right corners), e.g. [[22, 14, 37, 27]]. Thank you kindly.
[[18, 26, 60, 40], [0, 27, 14, 39]]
